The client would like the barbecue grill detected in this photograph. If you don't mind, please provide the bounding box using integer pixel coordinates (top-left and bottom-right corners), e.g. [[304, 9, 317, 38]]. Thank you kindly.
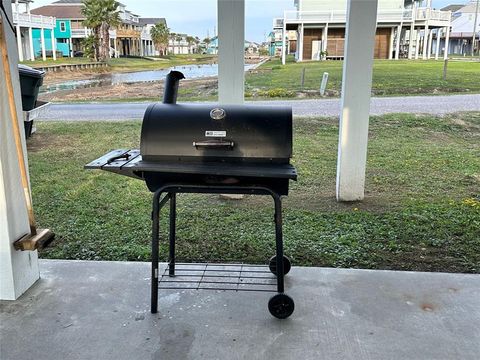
[[85, 71, 297, 319]]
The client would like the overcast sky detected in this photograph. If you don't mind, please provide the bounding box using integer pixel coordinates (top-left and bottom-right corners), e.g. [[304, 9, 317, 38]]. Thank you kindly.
[[30, 0, 468, 42]]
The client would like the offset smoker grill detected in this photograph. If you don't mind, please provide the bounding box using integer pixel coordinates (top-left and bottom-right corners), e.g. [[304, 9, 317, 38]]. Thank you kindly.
[[86, 71, 297, 319]]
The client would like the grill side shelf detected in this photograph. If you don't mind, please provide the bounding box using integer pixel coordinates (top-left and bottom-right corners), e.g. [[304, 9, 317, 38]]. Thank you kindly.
[[84, 149, 130, 170]]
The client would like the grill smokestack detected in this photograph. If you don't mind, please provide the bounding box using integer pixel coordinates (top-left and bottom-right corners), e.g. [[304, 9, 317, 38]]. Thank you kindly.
[[163, 71, 185, 104]]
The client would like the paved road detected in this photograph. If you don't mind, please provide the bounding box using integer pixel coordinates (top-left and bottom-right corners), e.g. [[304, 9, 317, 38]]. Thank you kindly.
[[38, 94, 480, 121]]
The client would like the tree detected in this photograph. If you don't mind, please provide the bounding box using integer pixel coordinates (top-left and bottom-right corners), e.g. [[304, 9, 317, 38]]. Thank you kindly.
[[150, 23, 170, 56], [186, 36, 195, 53], [82, 0, 120, 61]]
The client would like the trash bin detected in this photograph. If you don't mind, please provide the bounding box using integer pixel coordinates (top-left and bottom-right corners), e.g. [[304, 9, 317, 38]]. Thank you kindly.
[[18, 64, 45, 111]]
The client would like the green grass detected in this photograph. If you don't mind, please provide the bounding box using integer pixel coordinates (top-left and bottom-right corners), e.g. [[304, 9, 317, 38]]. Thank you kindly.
[[21, 57, 94, 67], [245, 57, 480, 98], [28, 112, 480, 273], [22, 54, 216, 71], [106, 54, 216, 71]]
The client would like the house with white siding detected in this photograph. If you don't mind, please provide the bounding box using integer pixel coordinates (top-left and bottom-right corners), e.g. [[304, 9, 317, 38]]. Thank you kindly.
[[442, 1, 480, 55], [275, 0, 453, 63]]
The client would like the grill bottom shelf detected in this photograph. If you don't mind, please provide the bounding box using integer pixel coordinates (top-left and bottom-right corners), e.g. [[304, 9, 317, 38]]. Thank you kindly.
[[159, 263, 277, 292]]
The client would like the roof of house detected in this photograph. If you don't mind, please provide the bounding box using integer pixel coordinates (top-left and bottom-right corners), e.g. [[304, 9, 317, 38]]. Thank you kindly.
[[456, 1, 480, 13], [31, 4, 84, 19], [441, 4, 465, 12], [138, 18, 167, 26]]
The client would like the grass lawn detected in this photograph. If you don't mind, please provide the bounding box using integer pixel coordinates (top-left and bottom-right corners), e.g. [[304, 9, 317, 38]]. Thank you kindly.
[[21, 57, 94, 67], [28, 112, 480, 273], [22, 54, 216, 71], [246, 57, 480, 98], [106, 54, 216, 71]]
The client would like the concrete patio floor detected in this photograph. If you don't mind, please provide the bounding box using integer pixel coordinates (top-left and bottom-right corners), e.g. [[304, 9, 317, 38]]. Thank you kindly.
[[1, 260, 479, 360]]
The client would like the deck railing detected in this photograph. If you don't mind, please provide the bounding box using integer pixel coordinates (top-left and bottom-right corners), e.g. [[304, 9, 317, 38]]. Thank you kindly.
[[12, 12, 55, 28], [283, 8, 450, 24]]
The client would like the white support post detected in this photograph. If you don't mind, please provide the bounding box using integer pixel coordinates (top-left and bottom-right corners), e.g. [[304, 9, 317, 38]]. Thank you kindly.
[[435, 28, 441, 60], [69, 38, 73, 57], [0, 0, 40, 301], [51, 29, 56, 60], [15, 24, 23, 62], [28, 27, 34, 60], [395, 25, 401, 59], [389, 27, 395, 59], [281, 11, 286, 65], [336, 0, 378, 202], [323, 24, 328, 59], [298, 23, 304, 61], [40, 28, 46, 61], [422, 25, 429, 60], [415, 29, 420, 59], [218, 0, 245, 105], [444, 25, 450, 59], [427, 28, 433, 59]]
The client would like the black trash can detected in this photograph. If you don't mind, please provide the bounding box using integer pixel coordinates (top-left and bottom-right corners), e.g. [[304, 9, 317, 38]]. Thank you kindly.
[[18, 64, 45, 111]]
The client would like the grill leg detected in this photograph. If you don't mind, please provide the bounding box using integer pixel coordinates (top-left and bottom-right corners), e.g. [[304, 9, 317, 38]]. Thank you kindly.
[[168, 192, 176, 277], [151, 189, 162, 314], [273, 193, 285, 293]]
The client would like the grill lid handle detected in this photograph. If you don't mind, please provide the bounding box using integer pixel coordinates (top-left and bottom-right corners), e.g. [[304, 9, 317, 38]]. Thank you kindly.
[[193, 140, 234, 150]]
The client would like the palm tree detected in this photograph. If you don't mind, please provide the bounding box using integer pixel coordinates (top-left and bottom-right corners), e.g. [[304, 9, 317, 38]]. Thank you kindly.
[[176, 34, 183, 54], [186, 36, 195, 54], [150, 23, 169, 56], [82, 0, 120, 61]]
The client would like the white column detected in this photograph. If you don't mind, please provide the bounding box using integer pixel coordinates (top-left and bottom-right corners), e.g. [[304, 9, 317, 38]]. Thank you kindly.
[[444, 25, 450, 59], [15, 25, 23, 62], [422, 25, 429, 60], [0, 1, 40, 300], [69, 38, 74, 57], [322, 24, 328, 59], [218, 0, 245, 105], [395, 25, 401, 59], [40, 28, 46, 61], [114, 39, 118, 58], [336, 0, 378, 202], [140, 39, 144, 56], [435, 29, 441, 60], [281, 12, 286, 65], [427, 28, 433, 59], [298, 23, 304, 61], [415, 29, 420, 59], [389, 27, 395, 59], [28, 27, 34, 60], [51, 29, 56, 60]]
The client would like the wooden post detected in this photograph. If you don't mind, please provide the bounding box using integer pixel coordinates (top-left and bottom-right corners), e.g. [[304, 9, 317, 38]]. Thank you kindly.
[[300, 67, 305, 88], [336, 0, 378, 201], [218, 0, 245, 104], [443, 58, 448, 80], [0, 5, 40, 300]]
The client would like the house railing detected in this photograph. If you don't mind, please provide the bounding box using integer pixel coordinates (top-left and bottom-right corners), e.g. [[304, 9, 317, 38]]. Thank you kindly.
[[12, 12, 55, 28], [71, 28, 117, 38], [283, 8, 450, 24], [141, 30, 151, 41], [416, 8, 451, 22]]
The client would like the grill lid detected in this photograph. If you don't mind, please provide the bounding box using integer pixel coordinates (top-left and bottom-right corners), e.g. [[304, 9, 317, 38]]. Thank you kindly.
[[141, 103, 293, 163]]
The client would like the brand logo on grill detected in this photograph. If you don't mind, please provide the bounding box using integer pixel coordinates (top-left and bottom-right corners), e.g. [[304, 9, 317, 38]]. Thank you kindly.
[[210, 108, 226, 120]]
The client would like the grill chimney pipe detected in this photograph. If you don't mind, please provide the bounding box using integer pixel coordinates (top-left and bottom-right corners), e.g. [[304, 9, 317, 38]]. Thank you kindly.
[[163, 71, 185, 104]]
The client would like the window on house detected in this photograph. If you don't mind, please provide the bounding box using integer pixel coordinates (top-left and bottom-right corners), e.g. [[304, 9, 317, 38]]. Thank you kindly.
[[60, 22, 66, 32]]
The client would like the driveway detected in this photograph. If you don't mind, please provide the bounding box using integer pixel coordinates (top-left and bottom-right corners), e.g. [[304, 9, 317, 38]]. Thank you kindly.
[[38, 94, 480, 121]]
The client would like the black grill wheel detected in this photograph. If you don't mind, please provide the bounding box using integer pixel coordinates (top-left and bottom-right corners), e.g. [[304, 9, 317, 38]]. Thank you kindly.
[[269, 255, 291, 276], [268, 293, 294, 319]]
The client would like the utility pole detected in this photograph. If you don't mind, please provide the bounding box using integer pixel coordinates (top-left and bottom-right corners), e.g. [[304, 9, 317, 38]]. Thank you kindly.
[[472, 0, 479, 56]]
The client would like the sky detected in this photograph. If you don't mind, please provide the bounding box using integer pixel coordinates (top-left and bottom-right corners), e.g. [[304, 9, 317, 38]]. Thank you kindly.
[[30, 0, 469, 43]]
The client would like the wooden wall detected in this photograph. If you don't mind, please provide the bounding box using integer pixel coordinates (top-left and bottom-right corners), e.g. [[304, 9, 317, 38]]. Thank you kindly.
[[303, 28, 322, 60], [301, 27, 392, 59], [373, 28, 391, 59]]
